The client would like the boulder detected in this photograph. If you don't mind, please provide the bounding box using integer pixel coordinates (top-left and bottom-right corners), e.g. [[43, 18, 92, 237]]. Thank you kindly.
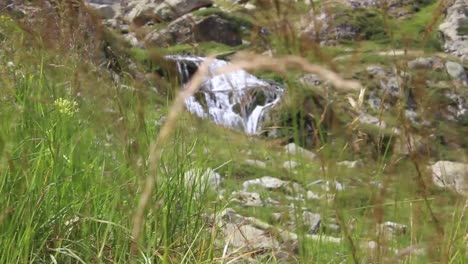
[[194, 15, 242, 46], [408, 57, 445, 71], [145, 14, 242, 46], [87, 3, 118, 19], [445, 61, 468, 85], [431, 161, 468, 196], [439, 0, 468, 62], [123, 0, 212, 25]]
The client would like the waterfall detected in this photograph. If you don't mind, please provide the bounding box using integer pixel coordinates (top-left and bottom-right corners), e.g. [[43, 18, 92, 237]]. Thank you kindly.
[[167, 55, 283, 135]]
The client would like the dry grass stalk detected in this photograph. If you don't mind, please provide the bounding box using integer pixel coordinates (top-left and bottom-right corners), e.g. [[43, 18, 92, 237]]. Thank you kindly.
[[216, 52, 362, 93], [130, 57, 214, 256]]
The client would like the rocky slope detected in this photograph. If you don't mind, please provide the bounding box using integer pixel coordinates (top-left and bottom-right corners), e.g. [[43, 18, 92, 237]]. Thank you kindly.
[[1, 0, 467, 262]]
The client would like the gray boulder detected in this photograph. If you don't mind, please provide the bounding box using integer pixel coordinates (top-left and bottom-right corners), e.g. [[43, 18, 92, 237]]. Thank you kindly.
[[439, 0, 468, 62], [431, 161, 468, 196], [445, 61, 467, 85], [123, 0, 212, 25]]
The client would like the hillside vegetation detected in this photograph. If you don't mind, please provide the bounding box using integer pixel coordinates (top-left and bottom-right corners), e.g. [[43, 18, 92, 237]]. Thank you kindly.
[[0, 0, 467, 263]]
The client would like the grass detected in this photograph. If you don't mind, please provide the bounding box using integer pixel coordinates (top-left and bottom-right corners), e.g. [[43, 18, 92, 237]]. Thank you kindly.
[[1, 1, 468, 263]]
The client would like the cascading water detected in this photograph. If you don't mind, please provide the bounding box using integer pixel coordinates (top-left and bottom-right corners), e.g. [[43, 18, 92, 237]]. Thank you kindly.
[[167, 55, 283, 135]]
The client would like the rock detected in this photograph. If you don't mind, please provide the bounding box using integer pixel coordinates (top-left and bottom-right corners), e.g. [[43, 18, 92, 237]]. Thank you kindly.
[[284, 143, 316, 160], [367, 92, 383, 110], [445, 61, 468, 85], [306, 190, 320, 200], [156, 0, 213, 21], [87, 3, 118, 19], [300, 74, 322, 86], [283, 160, 299, 170], [308, 180, 345, 191], [87, 0, 119, 4], [302, 212, 321, 234], [439, 0, 468, 62], [431, 161, 468, 196], [245, 159, 267, 168], [359, 113, 387, 129], [223, 223, 280, 250], [378, 221, 407, 237], [408, 57, 445, 71], [145, 14, 242, 46], [243, 176, 287, 190], [232, 191, 264, 206], [337, 160, 363, 168], [379, 75, 401, 98], [184, 168, 221, 195], [123, 0, 212, 25], [366, 65, 387, 77], [193, 15, 242, 46]]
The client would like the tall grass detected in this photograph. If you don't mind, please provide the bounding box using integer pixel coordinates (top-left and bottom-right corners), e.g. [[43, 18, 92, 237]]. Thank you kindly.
[[1, 0, 467, 263]]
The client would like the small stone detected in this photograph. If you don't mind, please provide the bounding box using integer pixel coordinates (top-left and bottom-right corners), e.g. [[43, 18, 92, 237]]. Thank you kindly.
[[378, 221, 407, 237], [337, 160, 362, 168], [359, 113, 387, 129], [223, 223, 280, 250], [284, 143, 316, 160], [245, 159, 267, 168], [243, 176, 287, 190], [302, 212, 321, 234], [184, 168, 221, 192], [231, 191, 264, 207], [306, 190, 320, 200], [283, 160, 299, 170]]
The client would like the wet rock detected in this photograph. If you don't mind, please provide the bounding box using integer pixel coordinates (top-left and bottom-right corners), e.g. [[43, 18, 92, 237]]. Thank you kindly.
[[439, 0, 468, 62], [232, 191, 264, 206], [284, 143, 316, 160], [431, 161, 468, 196]]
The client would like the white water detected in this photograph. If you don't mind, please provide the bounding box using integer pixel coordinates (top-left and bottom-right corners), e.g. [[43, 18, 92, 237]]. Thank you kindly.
[[167, 55, 283, 134]]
